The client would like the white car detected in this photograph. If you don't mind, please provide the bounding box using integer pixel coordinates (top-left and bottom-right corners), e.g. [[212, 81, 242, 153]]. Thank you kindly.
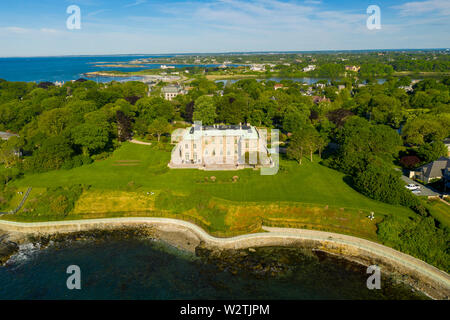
[[405, 184, 420, 191]]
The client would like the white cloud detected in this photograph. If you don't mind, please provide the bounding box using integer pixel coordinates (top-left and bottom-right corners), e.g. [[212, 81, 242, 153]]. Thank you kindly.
[[40, 28, 59, 34], [392, 0, 450, 16], [124, 0, 147, 8], [4, 27, 30, 34]]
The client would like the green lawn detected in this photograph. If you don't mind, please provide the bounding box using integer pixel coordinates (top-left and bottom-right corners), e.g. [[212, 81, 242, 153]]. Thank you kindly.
[[426, 199, 450, 230], [11, 142, 414, 220]]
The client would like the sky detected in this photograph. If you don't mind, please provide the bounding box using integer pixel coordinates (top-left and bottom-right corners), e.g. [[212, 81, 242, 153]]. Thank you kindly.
[[0, 0, 449, 57]]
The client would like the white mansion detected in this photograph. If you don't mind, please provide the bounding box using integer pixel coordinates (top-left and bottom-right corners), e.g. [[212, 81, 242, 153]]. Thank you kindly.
[[169, 124, 273, 170]]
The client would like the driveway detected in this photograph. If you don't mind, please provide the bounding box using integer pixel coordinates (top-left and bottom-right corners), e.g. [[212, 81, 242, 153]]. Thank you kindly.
[[400, 175, 440, 197]]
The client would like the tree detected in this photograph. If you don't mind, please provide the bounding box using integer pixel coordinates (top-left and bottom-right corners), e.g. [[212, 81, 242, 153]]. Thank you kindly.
[[38, 108, 74, 136], [0, 136, 25, 168], [417, 141, 448, 163], [72, 123, 109, 156], [287, 126, 322, 164], [282, 105, 309, 133], [353, 163, 417, 207], [287, 132, 304, 164], [402, 117, 448, 145], [116, 110, 132, 142], [25, 136, 73, 172], [193, 95, 216, 125], [148, 117, 170, 142]]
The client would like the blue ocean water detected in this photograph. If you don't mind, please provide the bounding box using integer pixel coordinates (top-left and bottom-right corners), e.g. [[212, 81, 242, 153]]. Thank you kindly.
[[0, 239, 426, 300], [0, 55, 232, 83]]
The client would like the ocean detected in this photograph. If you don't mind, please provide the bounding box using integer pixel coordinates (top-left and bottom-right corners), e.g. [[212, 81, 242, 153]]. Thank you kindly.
[[0, 55, 229, 83], [0, 238, 427, 300]]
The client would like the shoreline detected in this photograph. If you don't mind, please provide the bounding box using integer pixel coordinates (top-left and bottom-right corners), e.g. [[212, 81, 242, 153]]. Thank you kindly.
[[0, 217, 449, 299]]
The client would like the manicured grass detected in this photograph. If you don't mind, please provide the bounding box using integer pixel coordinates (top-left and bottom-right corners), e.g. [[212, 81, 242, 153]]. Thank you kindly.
[[7, 142, 416, 239], [426, 199, 450, 230]]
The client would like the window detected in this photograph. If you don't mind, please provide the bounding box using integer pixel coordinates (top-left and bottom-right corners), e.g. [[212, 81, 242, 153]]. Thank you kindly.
[[185, 144, 188, 149], [227, 150, 230, 155], [185, 153, 189, 160], [193, 144, 197, 149], [246, 142, 249, 148], [193, 153, 197, 161]]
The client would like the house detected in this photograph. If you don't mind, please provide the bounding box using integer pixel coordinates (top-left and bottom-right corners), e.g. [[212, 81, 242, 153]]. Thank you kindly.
[[274, 84, 284, 90], [250, 64, 265, 72], [444, 167, 450, 190], [161, 85, 186, 101], [0, 132, 19, 141], [312, 96, 330, 104], [169, 124, 272, 169], [160, 65, 175, 70], [345, 65, 360, 72], [443, 138, 450, 156], [303, 65, 316, 72], [337, 85, 346, 91], [412, 157, 450, 183], [399, 85, 414, 92]]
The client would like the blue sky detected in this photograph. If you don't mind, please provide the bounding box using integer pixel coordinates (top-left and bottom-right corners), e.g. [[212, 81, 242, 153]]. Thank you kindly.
[[0, 0, 449, 56]]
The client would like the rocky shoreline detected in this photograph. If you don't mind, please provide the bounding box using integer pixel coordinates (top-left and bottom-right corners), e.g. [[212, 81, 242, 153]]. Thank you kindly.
[[0, 219, 448, 300]]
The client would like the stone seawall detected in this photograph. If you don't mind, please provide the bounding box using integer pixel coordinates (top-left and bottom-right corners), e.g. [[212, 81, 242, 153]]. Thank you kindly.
[[0, 217, 449, 299]]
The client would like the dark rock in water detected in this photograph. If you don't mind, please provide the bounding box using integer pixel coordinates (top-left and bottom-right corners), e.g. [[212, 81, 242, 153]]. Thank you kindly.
[[195, 245, 317, 278], [25, 226, 156, 249], [0, 240, 19, 265]]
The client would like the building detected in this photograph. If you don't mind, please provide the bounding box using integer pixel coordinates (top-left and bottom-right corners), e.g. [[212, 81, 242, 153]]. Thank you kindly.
[[0, 131, 19, 141], [312, 96, 331, 104], [411, 157, 450, 183], [160, 65, 175, 69], [303, 65, 316, 72], [250, 64, 266, 72], [345, 65, 360, 72], [274, 84, 284, 90], [169, 124, 272, 170], [443, 138, 450, 156], [161, 85, 186, 101]]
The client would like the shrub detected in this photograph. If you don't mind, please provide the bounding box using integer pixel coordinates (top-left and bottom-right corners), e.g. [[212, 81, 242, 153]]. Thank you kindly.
[[378, 216, 450, 272], [399, 155, 421, 169]]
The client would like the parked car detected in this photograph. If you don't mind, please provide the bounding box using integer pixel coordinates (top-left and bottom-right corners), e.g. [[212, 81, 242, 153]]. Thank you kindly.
[[405, 184, 420, 191]]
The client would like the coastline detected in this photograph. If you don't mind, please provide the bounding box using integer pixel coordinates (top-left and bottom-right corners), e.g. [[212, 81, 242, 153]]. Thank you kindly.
[[0, 217, 449, 299]]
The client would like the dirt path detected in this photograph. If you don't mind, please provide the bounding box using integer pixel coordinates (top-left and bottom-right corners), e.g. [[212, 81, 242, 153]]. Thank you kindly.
[[129, 139, 152, 146]]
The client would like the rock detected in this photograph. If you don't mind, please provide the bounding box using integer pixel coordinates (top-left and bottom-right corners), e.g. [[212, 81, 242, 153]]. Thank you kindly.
[[0, 241, 19, 265], [249, 248, 256, 253]]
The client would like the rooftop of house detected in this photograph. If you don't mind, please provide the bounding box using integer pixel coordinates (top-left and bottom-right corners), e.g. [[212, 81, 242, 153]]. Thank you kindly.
[[162, 85, 183, 93], [183, 124, 259, 140], [0, 131, 19, 140], [417, 156, 450, 178]]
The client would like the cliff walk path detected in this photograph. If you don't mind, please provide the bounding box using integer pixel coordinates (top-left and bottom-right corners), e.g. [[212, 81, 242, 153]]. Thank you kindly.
[[0, 217, 448, 292]]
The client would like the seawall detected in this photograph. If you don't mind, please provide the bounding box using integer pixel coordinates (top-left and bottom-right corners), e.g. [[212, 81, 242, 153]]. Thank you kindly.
[[0, 217, 449, 299]]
